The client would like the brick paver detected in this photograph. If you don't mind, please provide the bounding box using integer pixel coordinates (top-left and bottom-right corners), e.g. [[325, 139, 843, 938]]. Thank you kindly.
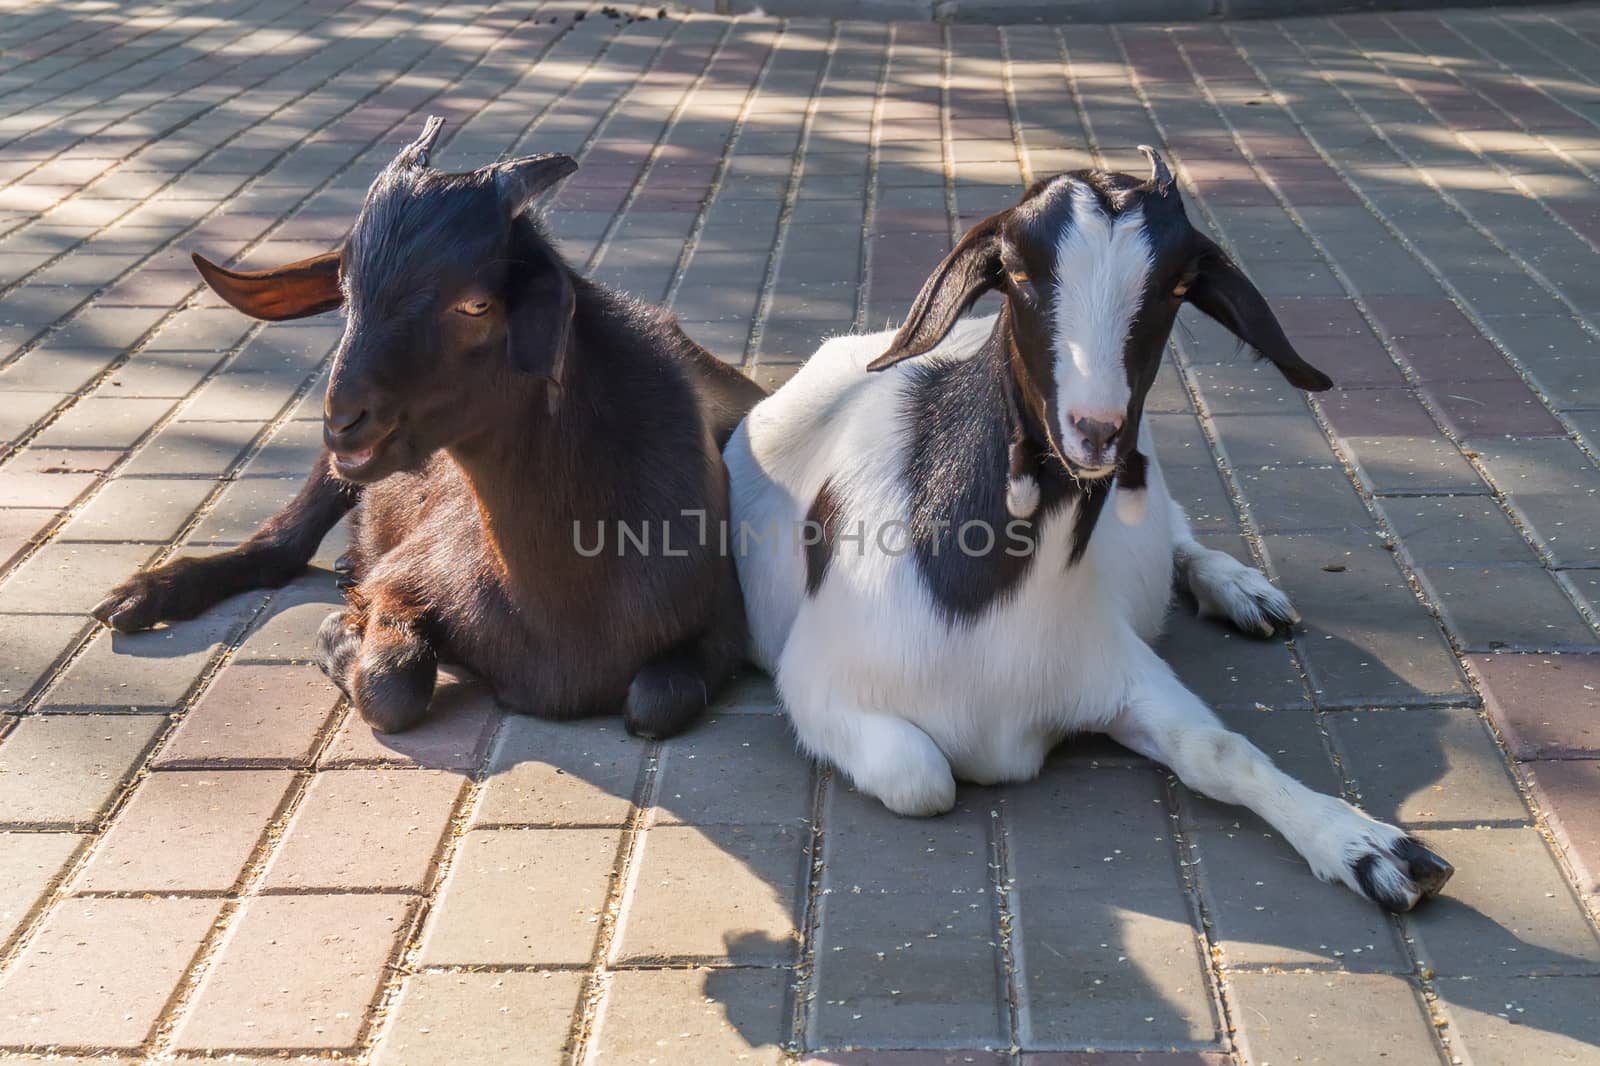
[[3, 1, 1600, 1062]]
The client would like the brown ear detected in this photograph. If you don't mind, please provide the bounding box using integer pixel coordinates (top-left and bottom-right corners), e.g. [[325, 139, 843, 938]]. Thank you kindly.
[[191, 250, 343, 321], [1186, 236, 1332, 392], [867, 215, 1004, 372]]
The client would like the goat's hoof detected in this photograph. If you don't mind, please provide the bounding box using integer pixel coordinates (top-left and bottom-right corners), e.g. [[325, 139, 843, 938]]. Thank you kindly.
[[92, 573, 175, 632], [314, 610, 363, 697], [333, 552, 355, 574], [1350, 835, 1454, 913], [624, 665, 708, 740], [1194, 561, 1300, 638], [353, 650, 437, 735]]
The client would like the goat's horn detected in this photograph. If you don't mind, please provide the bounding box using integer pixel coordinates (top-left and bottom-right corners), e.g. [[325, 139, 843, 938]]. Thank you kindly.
[[396, 115, 447, 169], [1137, 144, 1173, 195]]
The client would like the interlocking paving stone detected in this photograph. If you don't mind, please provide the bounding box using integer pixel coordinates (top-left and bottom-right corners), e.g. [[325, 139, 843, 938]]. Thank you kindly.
[[418, 828, 620, 967], [1227, 973, 1442, 1066], [260, 769, 463, 892], [474, 714, 644, 827], [591, 968, 789, 1065], [1523, 759, 1600, 896], [371, 971, 585, 1066], [0, 613, 88, 710], [1409, 827, 1600, 977], [0, 896, 223, 1051], [0, 714, 165, 828], [154, 661, 338, 768], [1381, 495, 1538, 567], [172, 893, 412, 1053], [1472, 653, 1600, 759], [72, 769, 293, 893], [1435, 976, 1600, 1066], [54, 475, 214, 543], [40, 606, 241, 712], [652, 713, 813, 826], [1007, 764, 1218, 1048], [1423, 565, 1598, 652], [810, 781, 1006, 1050], [318, 677, 500, 771], [615, 824, 804, 964], [0, 541, 157, 615], [0, 832, 83, 951]]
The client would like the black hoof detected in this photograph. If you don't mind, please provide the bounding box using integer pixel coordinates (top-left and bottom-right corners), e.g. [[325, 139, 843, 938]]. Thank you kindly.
[[1355, 835, 1454, 913], [314, 610, 362, 698], [1395, 836, 1454, 898], [334, 552, 355, 573], [353, 640, 437, 734]]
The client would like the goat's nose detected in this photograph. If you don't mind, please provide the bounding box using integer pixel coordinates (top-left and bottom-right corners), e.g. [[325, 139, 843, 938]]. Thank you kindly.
[[325, 401, 368, 436], [1072, 412, 1124, 454]]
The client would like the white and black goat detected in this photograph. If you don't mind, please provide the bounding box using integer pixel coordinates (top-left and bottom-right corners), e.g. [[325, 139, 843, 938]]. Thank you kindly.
[[95, 118, 766, 739], [724, 150, 1453, 911]]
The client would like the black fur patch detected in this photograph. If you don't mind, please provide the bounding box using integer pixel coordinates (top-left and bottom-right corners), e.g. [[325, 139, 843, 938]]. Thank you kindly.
[[805, 478, 843, 596]]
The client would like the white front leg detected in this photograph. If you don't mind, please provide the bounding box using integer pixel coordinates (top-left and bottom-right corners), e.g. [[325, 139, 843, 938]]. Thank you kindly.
[[1107, 644, 1453, 911]]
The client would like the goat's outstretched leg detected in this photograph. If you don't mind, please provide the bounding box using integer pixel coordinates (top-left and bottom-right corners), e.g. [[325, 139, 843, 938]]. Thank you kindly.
[[1169, 499, 1298, 637], [1108, 645, 1452, 911], [93, 450, 358, 632], [315, 584, 437, 734]]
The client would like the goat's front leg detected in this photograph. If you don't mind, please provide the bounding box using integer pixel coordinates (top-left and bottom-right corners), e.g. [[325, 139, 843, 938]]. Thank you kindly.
[[1169, 499, 1298, 637], [1108, 648, 1453, 911], [315, 582, 437, 734]]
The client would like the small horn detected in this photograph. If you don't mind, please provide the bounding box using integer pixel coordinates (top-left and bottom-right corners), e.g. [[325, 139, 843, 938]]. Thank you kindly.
[[1137, 144, 1173, 195], [395, 115, 446, 169]]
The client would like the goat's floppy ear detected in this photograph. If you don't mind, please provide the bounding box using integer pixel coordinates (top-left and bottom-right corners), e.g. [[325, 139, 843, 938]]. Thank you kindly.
[[191, 250, 342, 321], [1186, 236, 1333, 391], [506, 241, 576, 410], [495, 153, 579, 218], [867, 215, 1004, 372]]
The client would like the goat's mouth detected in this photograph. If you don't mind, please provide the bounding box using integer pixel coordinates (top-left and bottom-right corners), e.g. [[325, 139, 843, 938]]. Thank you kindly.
[[330, 429, 397, 480]]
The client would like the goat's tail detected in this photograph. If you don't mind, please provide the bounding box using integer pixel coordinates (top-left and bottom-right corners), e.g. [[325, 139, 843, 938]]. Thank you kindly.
[[92, 449, 360, 632]]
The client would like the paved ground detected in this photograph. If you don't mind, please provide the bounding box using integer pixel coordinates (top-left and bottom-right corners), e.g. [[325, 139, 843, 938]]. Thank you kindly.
[[2, 0, 1600, 1063]]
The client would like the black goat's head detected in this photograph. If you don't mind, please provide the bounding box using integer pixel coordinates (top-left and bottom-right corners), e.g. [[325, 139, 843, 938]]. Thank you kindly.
[[192, 117, 578, 482], [869, 147, 1332, 478]]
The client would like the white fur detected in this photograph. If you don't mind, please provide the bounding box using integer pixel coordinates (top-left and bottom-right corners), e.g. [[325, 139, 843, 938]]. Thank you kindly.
[[725, 316, 1432, 908], [1051, 181, 1151, 461], [1006, 473, 1040, 519]]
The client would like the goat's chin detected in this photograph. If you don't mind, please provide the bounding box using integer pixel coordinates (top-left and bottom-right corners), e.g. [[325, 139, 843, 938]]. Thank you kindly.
[[329, 438, 414, 484]]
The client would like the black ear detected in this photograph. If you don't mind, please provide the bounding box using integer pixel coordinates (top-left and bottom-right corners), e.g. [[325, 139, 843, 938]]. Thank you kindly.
[[506, 240, 576, 408], [867, 214, 1005, 372], [1187, 236, 1333, 392]]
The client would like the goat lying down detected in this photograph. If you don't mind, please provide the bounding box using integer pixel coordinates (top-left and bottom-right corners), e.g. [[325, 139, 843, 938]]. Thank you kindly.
[[94, 119, 765, 739], [725, 150, 1454, 911]]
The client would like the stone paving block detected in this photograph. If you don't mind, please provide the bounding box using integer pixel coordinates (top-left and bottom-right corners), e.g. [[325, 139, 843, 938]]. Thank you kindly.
[[1263, 531, 1470, 706], [474, 713, 644, 827], [0, 714, 165, 828], [27, 396, 175, 451], [0, 467, 96, 508], [1227, 973, 1442, 1066], [616, 824, 804, 964], [55, 475, 214, 542], [0, 831, 83, 950], [0, 541, 157, 615], [319, 677, 500, 771], [1472, 437, 1600, 569], [1210, 412, 1335, 468], [1232, 464, 1372, 532], [1523, 759, 1600, 896], [810, 781, 1005, 1049], [261, 769, 463, 892], [1424, 565, 1597, 651], [1329, 707, 1528, 827], [0, 613, 87, 710], [1426, 380, 1567, 440], [40, 607, 239, 712], [0, 392, 66, 449], [654, 713, 812, 826], [1007, 764, 1217, 1049], [1382, 495, 1537, 566], [1409, 827, 1600, 977], [1191, 825, 1409, 971], [73, 769, 293, 893], [1161, 461, 1239, 535], [231, 571, 344, 663], [1186, 362, 1309, 415], [1435, 975, 1600, 1066], [1471, 653, 1600, 759], [156, 661, 338, 768], [0, 896, 223, 1052], [236, 417, 322, 478], [372, 971, 585, 1066], [187, 476, 301, 544], [1342, 434, 1488, 496], [173, 893, 412, 1053], [119, 419, 260, 477], [592, 968, 789, 1066], [1156, 603, 1310, 712], [101, 348, 223, 398], [419, 828, 620, 967]]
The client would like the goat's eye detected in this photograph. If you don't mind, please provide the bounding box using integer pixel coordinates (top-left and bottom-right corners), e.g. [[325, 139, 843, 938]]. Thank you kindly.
[[1009, 270, 1030, 286], [454, 297, 492, 317]]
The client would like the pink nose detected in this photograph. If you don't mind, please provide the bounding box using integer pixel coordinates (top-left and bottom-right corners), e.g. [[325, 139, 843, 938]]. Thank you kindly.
[[1070, 410, 1124, 454]]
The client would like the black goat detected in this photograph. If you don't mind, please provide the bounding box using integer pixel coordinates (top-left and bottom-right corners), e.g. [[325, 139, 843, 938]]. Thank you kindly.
[[94, 118, 766, 738]]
